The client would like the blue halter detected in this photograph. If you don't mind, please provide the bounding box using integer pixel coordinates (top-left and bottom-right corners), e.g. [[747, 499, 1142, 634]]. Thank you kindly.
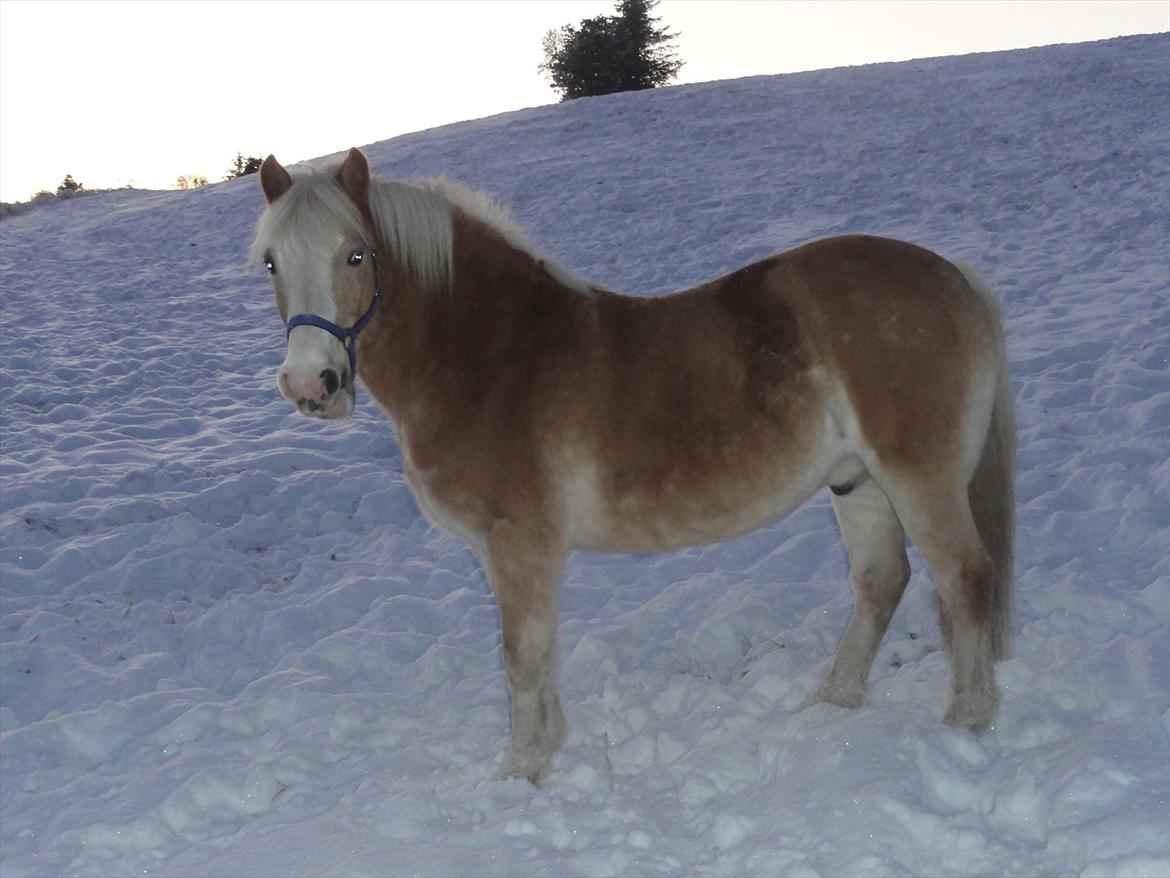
[[285, 251, 382, 380]]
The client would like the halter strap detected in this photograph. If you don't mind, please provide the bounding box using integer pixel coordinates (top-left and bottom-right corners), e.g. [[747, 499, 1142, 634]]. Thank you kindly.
[[285, 251, 382, 380]]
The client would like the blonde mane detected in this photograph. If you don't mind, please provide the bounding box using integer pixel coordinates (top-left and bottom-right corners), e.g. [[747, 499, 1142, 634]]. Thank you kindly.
[[251, 162, 588, 294]]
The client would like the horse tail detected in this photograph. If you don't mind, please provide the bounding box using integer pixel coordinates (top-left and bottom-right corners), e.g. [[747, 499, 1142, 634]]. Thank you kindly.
[[959, 264, 1016, 660]]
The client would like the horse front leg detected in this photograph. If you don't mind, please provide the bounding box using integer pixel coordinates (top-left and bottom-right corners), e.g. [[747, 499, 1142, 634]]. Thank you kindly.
[[483, 520, 566, 784]]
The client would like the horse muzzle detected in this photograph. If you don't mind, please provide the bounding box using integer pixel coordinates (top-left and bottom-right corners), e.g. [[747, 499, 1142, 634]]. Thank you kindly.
[[278, 364, 355, 420]]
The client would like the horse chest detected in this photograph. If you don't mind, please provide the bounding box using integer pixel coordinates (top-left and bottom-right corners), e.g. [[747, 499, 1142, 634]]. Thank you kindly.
[[401, 459, 488, 555]]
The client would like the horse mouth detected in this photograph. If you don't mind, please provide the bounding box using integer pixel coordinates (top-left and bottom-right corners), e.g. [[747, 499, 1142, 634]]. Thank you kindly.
[[295, 387, 354, 420]]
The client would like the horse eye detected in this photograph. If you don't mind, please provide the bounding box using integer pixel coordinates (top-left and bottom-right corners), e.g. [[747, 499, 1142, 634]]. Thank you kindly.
[[347, 250, 364, 267], [263, 255, 276, 275]]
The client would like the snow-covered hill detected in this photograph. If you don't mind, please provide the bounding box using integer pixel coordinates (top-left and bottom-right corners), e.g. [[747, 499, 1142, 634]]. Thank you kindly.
[[2, 34, 1168, 877]]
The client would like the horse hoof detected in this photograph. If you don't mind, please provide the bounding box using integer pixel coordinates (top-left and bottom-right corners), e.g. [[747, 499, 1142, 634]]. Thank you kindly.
[[943, 696, 998, 734], [496, 749, 549, 785], [806, 680, 866, 710]]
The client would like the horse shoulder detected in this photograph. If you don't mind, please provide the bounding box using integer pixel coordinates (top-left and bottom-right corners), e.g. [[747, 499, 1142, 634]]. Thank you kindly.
[[393, 287, 598, 552]]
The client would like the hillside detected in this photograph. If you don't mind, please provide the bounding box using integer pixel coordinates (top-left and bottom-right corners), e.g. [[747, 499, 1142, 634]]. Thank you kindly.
[[1, 34, 1168, 877]]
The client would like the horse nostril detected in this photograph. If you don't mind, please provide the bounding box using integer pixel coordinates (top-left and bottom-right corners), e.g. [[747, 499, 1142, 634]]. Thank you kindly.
[[321, 368, 340, 397]]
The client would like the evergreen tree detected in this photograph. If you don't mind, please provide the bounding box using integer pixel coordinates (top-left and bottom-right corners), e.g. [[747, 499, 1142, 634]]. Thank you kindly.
[[540, 0, 682, 101], [57, 174, 83, 194], [225, 153, 264, 180]]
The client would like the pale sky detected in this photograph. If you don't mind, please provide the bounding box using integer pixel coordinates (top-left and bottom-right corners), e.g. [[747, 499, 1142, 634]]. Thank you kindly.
[[1, 0, 1166, 203]]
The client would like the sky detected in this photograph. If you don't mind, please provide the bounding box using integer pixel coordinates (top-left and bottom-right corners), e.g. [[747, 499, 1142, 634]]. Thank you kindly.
[[0, 0, 1166, 203]]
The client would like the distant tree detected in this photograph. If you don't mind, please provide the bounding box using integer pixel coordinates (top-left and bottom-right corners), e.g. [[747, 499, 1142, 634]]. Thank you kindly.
[[541, 16, 622, 100], [540, 0, 682, 101], [225, 153, 264, 180], [57, 174, 83, 194], [175, 175, 210, 190]]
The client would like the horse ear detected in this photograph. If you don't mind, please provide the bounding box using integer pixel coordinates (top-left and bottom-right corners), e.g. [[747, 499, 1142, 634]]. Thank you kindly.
[[336, 147, 370, 205], [260, 155, 292, 203]]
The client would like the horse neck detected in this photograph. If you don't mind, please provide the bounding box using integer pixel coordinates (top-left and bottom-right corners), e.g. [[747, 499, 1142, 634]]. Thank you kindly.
[[361, 211, 589, 430]]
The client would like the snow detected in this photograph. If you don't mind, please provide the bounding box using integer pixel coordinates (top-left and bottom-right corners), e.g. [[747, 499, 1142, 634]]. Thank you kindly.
[[2, 33, 1168, 877]]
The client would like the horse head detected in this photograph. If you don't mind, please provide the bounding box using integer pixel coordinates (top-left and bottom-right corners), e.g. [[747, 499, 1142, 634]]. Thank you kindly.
[[254, 148, 380, 420]]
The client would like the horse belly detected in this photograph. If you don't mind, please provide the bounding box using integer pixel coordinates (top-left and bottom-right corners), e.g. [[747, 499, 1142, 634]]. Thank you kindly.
[[561, 451, 829, 555], [628, 488, 812, 552]]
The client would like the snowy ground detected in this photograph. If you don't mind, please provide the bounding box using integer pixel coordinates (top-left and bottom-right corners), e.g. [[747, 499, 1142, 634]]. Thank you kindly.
[[1, 33, 1168, 878]]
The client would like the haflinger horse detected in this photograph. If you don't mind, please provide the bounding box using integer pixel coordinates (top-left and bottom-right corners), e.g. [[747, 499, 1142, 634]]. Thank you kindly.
[[252, 147, 1015, 784]]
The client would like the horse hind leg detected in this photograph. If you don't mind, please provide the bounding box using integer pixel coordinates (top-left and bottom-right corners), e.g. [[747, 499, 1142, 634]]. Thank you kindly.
[[484, 522, 566, 784], [814, 477, 910, 708], [882, 478, 1002, 732]]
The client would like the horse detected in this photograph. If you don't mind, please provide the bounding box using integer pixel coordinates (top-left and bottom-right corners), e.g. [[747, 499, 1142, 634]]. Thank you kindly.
[[251, 147, 1015, 784]]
